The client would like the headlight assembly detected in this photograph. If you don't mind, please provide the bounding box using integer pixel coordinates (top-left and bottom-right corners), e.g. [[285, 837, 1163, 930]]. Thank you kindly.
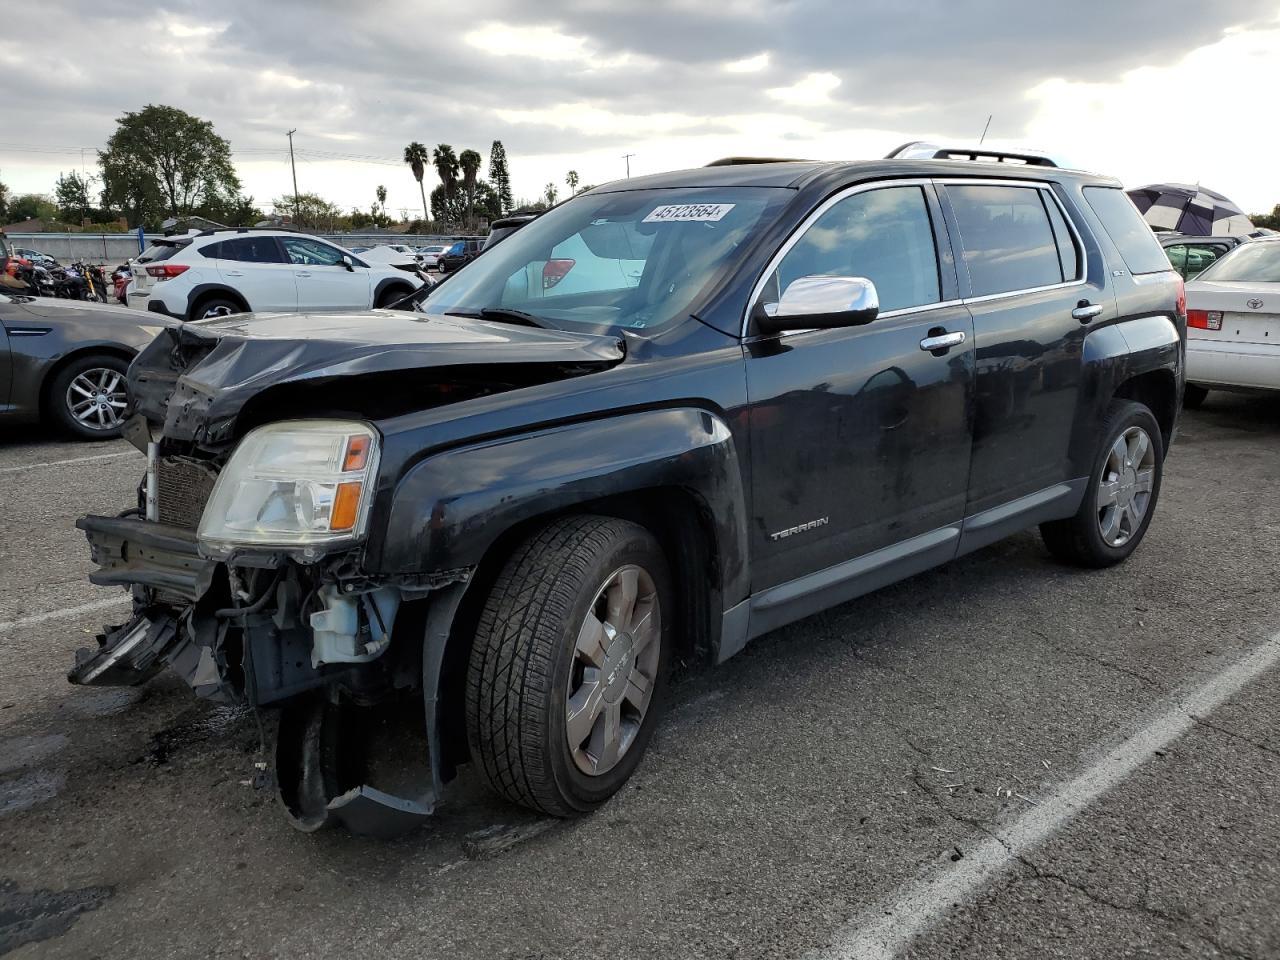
[[197, 420, 380, 560]]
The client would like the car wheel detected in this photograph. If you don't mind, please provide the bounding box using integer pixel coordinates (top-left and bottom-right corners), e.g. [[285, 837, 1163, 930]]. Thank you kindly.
[[192, 296, 242, 321], [48, 354, 131, 440], [1183, 384, 1208, 409], [466, 515, 672, 817], [1040, 399, 1164, 568], [376, 286, 411, 308]]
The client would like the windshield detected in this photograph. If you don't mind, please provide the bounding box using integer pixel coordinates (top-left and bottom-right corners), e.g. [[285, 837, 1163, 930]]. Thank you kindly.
[[1198, 241, 1280, 283], [420, 186, 789, 333]]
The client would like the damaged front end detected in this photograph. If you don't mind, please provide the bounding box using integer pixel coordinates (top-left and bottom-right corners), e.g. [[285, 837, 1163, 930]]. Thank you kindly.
[[74, 452, 462, 837], [73, 310, 624, 835]]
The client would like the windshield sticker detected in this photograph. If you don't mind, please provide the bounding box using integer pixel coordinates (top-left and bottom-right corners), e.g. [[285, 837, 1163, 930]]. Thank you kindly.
[[643, 203, 735, 223]]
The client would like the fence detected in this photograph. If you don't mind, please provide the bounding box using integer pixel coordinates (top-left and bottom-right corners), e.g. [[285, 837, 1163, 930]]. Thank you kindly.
[[6, 231, 488, 265]]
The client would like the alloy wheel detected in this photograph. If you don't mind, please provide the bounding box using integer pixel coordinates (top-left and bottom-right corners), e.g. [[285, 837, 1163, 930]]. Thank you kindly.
[[201, 304, 234, 318], [66, 367, 127, 432], [565, 564, 661, 777], [1097, 425, 1156, 547]]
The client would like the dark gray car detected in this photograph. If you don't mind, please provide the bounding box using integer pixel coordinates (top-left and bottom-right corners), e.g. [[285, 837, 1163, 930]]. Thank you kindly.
[[0, 292, 175, 440]]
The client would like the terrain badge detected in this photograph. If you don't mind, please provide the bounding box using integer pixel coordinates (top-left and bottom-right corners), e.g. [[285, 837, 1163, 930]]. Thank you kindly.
[[769, 517, 830, 541]]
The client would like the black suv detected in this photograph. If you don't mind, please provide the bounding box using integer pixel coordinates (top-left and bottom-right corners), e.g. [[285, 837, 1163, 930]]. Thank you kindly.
[[76, 154, 1185, 836], [437, 237, 484, 273]]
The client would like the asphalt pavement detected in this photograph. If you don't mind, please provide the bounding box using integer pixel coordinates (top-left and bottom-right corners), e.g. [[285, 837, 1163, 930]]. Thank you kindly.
[[1, 396, 1278, 960]]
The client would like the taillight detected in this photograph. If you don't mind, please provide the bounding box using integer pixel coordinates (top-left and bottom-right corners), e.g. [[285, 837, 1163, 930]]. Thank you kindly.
[[542, 259, 575, 290], [145, 264, 189, 280], [1174, 276, 1186, 319], [1186, 309, 1222, 331]]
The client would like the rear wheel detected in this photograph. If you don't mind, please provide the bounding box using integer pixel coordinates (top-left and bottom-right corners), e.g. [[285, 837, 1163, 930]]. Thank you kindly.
[[48, 354, 130, 440], [1183, 384, 1208, 409], [191, 295, 242, 321], [465, 516, 672, 816], [1040, 400, 1164, 568]]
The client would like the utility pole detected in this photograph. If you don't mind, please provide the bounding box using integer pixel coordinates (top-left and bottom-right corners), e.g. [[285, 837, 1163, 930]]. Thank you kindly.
[[622, 153, 635, 178], [286, 129, 300, 221], [978, 115, 992, 145]]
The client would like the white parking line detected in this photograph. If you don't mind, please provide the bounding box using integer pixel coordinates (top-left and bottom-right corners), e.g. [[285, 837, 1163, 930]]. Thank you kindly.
[[820, 630, 1280, 960], [0, 595, 130, 634], [0, 451, 137, 475]]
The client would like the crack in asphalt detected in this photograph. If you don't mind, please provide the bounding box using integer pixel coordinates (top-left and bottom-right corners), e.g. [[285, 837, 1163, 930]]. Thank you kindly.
[[1185, 712, 1280, 761]]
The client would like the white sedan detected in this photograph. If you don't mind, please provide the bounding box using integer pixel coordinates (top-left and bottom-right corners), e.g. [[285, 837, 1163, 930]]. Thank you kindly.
[[1183, 236, 1280, 408]]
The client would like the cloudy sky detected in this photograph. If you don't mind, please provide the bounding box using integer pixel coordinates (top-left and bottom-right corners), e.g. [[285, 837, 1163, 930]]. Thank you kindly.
[[3, 0, 1279, 220]]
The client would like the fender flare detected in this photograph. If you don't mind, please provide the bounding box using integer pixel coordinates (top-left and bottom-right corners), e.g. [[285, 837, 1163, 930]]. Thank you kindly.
[[185, 283, 251, 321], [373, 276, 417, 306], [373, 407, 749, 603]]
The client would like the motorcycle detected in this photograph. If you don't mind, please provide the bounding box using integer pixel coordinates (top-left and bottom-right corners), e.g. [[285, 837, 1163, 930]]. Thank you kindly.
[[111, 263, 132, 304]]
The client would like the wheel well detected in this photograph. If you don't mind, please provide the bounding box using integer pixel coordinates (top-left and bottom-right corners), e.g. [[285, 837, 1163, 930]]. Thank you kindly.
[[39, 346, 135, 419], [433, 486, 722, 778], [188, 286, 249, 321], [1114, 369, 1177, 453], [376, 281, 414, 306]]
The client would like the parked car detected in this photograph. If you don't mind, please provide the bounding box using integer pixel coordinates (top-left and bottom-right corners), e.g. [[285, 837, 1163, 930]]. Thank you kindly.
[[1182, 235, 1280, 407], [358, 244, 421, 268], [437, 238, 484, 273], [481, 215, 539, 252], [1160, 233, 1249, 280], [415, 243, 450, 268], [132, 229, 424, 321], [0, 290, 175, 439], [13, 247, 58, 268], [75, 153, 1183, 836]]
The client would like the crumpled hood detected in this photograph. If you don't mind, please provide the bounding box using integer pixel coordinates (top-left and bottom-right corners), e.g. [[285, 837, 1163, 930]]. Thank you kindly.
[[130, 309, 625, 446]]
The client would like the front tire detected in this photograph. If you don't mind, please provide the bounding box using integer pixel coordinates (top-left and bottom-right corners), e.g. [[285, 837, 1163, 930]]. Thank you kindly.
[[465, 516, 672, 817], [1040, 400, 1164, 568], [48, 354, 131, 440]]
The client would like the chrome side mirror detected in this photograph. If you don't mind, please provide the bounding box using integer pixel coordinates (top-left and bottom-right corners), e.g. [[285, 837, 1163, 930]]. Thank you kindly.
[[757, 275, 879, 334]]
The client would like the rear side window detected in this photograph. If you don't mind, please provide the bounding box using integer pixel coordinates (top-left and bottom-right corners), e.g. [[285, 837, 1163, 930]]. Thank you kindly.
[[947, 185, 1066, 296], [137, 242, 187, 263], [1042, 192, 1081, 282], [763, 185, 941, 314], [220, 236, 285, 263], [1083, 187, 1170, 275]]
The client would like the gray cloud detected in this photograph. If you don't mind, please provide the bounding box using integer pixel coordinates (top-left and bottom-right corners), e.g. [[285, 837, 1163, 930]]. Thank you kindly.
[[2, 0, 1276, 207]]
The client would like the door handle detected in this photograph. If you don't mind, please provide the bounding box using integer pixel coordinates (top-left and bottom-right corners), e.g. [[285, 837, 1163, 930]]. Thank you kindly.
[[919, 330, 966, 353], [223, 270, 244, 277], [1072, 301, 1104, 323], [295, 271, 312, 278]]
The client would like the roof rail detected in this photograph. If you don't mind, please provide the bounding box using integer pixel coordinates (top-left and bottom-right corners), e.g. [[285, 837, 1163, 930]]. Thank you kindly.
[[886, 141, 1058, 167], [705, 156, 810, 167]]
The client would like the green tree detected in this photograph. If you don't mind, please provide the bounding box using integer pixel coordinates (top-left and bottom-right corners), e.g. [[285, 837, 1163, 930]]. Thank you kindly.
[[99, 104, 243, 226], [543, 182, 559, 206], [0, 170, 10, 222], [55, 171, 94, 223], [434, 144, 460, 197], [271, 192, 342, 230], [403, 141, 431, 221], [488, 140, 513, 215], [1251, 204, 1280, 231], [459, 149, 482, 225], [375, 184, 387, 217], [7, 193, 59, 224], [565, 170, 580, 195], [430, 183, 465, 224]]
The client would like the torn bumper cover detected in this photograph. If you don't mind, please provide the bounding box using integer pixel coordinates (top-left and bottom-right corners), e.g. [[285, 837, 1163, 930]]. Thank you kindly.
[[72, 512, 447, 837], [69, 515, 218, 691]]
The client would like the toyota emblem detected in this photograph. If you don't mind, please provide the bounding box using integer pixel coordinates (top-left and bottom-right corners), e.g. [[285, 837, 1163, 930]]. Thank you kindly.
[[1247, 298, 1264, 310]]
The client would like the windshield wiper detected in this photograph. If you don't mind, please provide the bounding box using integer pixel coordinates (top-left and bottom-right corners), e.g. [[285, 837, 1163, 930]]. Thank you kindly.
[[445, 307, 550, 329]]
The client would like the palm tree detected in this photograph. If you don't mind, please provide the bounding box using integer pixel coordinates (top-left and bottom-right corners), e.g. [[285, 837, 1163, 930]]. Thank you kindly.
[[544, 183, 559, 206], [459, 149, 482, 225], [433, 144, 459, 195], [375, 184, 387, 217], [402, 142, 430, 221], [565, 170, 580, 195]]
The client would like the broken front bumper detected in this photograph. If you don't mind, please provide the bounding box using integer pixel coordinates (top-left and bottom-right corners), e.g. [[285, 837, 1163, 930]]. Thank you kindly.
[[70, 515, 221, 692]]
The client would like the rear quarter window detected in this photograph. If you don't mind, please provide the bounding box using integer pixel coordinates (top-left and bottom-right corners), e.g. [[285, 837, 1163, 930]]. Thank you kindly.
[[1083, 187, 1171, 275]]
